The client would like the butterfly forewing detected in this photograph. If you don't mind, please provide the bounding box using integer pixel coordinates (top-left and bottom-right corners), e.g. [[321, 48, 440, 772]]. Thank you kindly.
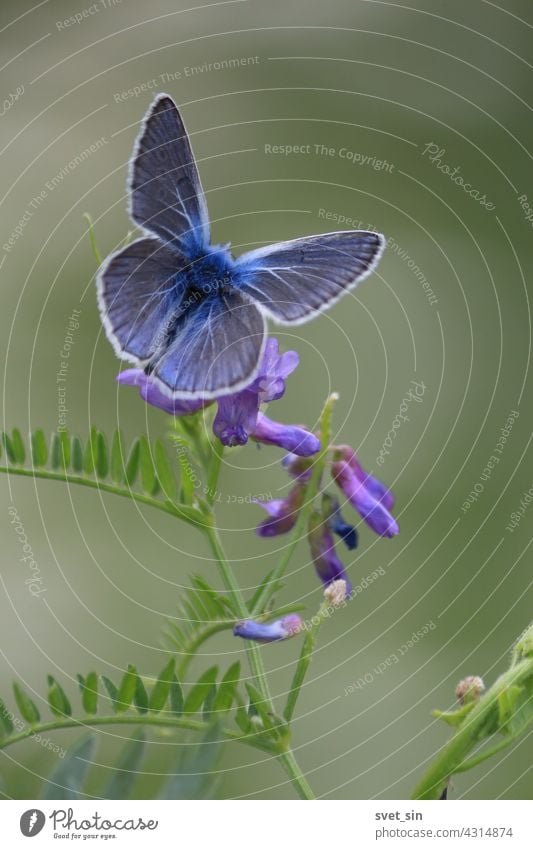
[[129, 94, 210, 253]]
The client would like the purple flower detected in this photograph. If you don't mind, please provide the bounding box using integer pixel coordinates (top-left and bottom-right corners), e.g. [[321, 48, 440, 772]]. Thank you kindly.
[[252, 413, 321, 456], [212, 389, 258, 447], [322, 493, 358, 551], [117, 369, 208, 416], [338, 445, 394, 510], [308, 511, 351, 592], [233, 614, 302, 643], [255, 338, 299, 403], [281, 453, 314, 481], [213, 338, 299, 447], [332, 455, 399, 538], [255, 483, 305, 537]]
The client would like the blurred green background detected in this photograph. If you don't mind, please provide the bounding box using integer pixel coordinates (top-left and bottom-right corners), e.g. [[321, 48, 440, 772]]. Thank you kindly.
[[0, 0, 531, 799]]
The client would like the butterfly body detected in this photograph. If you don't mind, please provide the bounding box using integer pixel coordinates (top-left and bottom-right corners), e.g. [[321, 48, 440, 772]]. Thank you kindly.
[[97, 93, 386, 399]]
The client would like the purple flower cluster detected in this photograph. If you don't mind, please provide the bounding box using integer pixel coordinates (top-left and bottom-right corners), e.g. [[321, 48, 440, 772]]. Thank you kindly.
[[118, 337, 399, 647], [118, 338, 320, 457], [237, 442, 399, 640]]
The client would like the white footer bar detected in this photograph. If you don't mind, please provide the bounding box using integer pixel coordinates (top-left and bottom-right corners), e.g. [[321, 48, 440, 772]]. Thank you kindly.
[[2, 799, 531, 848]]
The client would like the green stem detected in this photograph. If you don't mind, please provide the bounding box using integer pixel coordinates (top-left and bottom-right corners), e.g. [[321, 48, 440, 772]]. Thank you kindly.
[[204, 525, 272, 705], [0, 465, 202, 527], [175, 622, 235, 677], [206, 442, 223, 506], [453, 735, 517, 774], [277, 748, 315, 799], [412, 656, 533, 799], [203, 525, 316, 801], [0, 714, 237, 750]]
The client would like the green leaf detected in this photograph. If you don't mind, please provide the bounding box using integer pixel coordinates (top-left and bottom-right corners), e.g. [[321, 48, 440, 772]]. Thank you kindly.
[[31, 429, 48, 467], [432, 703, 476, 727], [101, 676, 118, 711], [104, 730, 145, 799], [47, 677, 72, 717], [125, 439, 140, 486], [59, 431, 71, 467], [83, 430, 96, 475], [50, 433, 61, 469], [172, 435, 195, 504], [116, 665, 138, 713], [213, 662, 241, 714], [0, 427, 205, 535], [148, 658, 175, 713], [110, 431, 125, 484], [169, 675, 184, 716], [81, 672, 98, 715], [160, 724, 223, 800], [134, 675, 149, 714], [284, 630, 314, 723], [84, 212, 102, 265], [184, 666, 218, 715], [512, 623, 533, 663], [154, 439, 176, 500], [165, 576, 234, 665], [498, 684, 533, 736], [43, 734, 96, 800], [193, 575, 235, 615], [248, 570, 283, 614], [139, 436, 158, 495], [202, 683, 217, 721], [1, 432, 16, 464], [95, 431, 109, 478], [71, 436, 84, 473], [0, 697, 14, 737], [234, 707, 252, 734], [50, 432, 70, 470], [11, 429, 26, 464], [13, 683, 40, 724], [167, 502, 206, 527], [245, 683, 275, 731]]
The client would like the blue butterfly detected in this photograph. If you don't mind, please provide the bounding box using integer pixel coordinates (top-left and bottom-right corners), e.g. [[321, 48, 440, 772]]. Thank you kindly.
[[97, 93, 385, 400]]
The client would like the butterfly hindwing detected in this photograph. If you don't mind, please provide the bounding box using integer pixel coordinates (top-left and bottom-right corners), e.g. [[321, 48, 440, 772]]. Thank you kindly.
[[97, 236, 189, 363], [129, 94, 210, 253], [234, 230, 385, 324], [150, 289, 266, 398]]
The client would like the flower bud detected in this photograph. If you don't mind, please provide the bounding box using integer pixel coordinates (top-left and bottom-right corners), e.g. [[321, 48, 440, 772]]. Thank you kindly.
[[255, 483, 305, 537], [336, 445, 394, 509], [308, 510, 351, 592], [322, 493, 358, 550], [332, 459, 399, 538], [281, 453, 313, 481], [252, 413, 321, 456], [455, 675, 485, 704], [324, 579, 349, 607], [233, 614, 303, 643]]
